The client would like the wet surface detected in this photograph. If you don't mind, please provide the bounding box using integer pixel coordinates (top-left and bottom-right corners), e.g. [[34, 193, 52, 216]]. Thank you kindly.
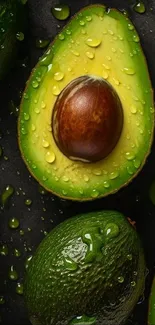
[[0, 0, 155, 324]]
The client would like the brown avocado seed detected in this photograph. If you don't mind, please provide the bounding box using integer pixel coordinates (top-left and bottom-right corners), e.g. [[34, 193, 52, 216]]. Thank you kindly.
[[52, 75, 123, 163]]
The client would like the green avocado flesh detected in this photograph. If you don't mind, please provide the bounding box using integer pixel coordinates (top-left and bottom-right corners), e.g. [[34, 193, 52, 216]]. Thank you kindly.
[[19, 5, 154, 200], [24, 210, 145, 325], [0, 0, 25, 79]]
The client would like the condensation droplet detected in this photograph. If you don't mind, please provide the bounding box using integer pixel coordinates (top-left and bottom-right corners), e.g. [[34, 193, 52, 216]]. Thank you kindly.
[[86, 38, 101, 48], [86, 51, 94, 59], [130, 105, 137, 114], [54, 72, 64, 81], [45, 151, 55, 163], [109, 171, 119, 180], [42, 139, 49, 148], [52, 85, 61, 96]]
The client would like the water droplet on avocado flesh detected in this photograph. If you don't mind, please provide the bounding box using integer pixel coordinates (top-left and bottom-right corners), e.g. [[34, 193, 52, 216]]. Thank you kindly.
[[19, 5, 154, 201], [24, 211, 146, 325]]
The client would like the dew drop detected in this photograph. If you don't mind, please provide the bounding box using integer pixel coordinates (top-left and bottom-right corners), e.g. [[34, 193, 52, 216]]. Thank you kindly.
[[41, 101, 46, 109], [52, 85, 61, 96], [126, 152, 135, 161], [0, 244, 8, 256], [91, 189, 99, 198], [134, 2, 145, 14], [71, 50, 80, 57], [112, 78, 120, 85], [45, 151, 55, 163], [16, 32, 24, 41], [8, 265, 18, 281], [109, 171, 119, 180], [32, 80, 39, 89], [123, 67, 135, 75], [51, 4, 70, 20], [118, 276, 124, 283], [1, 185, 14, 207], [36, 39, 50, 49], [84, 175, 89, 182], [102, 63, 110, 70], [127, 165, 135, 175], [133, 34, 140, 42], [58, 33, 65, 40], [127, 254, 133, 261], [128, 23, 134, 31], [62, 176, 69, 182], [102, 71, 109, 79], [79, 20, 85, 26], [105, 223, 120, 239], [86, 38, 101, 48], [42, 139, 49, 148], [86, 51, 94, 59], [8, 218, 20, 229], [24, 112, 30, 121], [21, 127, 27, 135], [93, 169, 102, 176], [16, 283, 23, 295], [130, 105, 137, 114], [103, 180, 110, 188], [86, 16, 92, 22], [54, 71, 64, 81], [150, 106, 154, 114], [25, 199, 32, 206]]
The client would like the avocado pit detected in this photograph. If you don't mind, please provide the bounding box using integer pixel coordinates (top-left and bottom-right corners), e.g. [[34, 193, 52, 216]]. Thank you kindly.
[[52, 75, 123, 162]]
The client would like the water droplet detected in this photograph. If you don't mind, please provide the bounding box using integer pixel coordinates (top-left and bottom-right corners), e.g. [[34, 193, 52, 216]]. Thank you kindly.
[[1, 185, 14, 208], [131, 281, 136, 287], [105, 223, 120, 239], [66, 29, 72, 35], [86, 51, 94, 59], [133, 158, 141, 169], [93, 169, 102, 176], [36, 39, 50, 49], [112, 78, 120, 85], [102, 71, 109, 79], [21, 127, 27, 135], [128, 23, 134, 31], [25, 255, 33, 270], [103, 180, 110, 188], [62, 189, 67, 195], [64, 257, 78, 271], [133, 271, 138, 276], [125, 152, 135, 161], [25, 199, 32, 206], [52, 85, 61, 96], [42, 139, 49, 148], [41, 101, 46, 109], [118, 276, 124, 283], [107, 56, 112, 61], [86, 38, 101, 48], [112, 47, 116, 53], [127, 165, 135, 175], [127, 254, 133, 261], [86, 16, 92, 22], [69, 315, 96, 325], [71, 50, 80, 57], [0, 296, 5, 305], [34, 107, 40, 114], [9, 218, 19, 229], [130, 105, 137, 114], [51, 4, 70, 20], [14, 248, 21, 257], [84, 175, 89, 182], [0, 244, 8, 256], [91, 190, 99, 198], [31, 124, 36, 131], [16, 283, 23, 295], [62, 175, 69, 182], [8, 265, 18, 281], [133, 34, 140, 42], [123, 68, 135, 75], [19, 229, 24, 236], [79, 20, 85, 26], [24, 112, 30, 121], [16, 32, 24, 41], [54, 71, 64, 81], [134, 2, 145, 14], [109, 171, 119, 180], [59, 33, 65, 40], [45, 151, 55, 163], [150, 106, 154, 114], [32, 80, 39, 89], [102, 63, 110, 70]]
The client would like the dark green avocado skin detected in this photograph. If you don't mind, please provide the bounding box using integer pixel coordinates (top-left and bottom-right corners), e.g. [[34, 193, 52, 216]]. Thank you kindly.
[[0, 0, 26, 79]]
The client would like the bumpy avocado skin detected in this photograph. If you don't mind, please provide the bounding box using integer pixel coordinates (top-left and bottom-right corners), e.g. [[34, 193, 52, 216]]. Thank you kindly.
[[24, 211, 145, 325], [0, 0, 26, 79], [18, 5, 154, 201]]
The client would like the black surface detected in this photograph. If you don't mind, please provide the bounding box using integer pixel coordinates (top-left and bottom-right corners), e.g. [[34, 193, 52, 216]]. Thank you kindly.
[[0, 0, 155, 324]]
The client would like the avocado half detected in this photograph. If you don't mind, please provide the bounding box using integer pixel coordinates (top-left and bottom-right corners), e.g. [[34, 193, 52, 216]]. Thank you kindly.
[[24, 210, 146, 325], [18, 5, 154, 201], [0, 0, 26, 80]]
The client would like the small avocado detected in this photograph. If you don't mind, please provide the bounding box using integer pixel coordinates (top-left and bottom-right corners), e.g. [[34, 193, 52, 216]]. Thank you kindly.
[[18, 5, 154, 201], [24, 210, 145, 325], [0, 0, 26, 79]]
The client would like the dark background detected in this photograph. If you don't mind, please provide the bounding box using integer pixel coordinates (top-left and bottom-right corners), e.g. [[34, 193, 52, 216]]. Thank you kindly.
[[0, 0, 155, 324]]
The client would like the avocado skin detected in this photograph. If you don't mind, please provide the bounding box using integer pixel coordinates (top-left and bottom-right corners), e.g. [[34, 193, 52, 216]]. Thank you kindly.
[[0, 0, 26, 79], [24, 211, 145, 325]]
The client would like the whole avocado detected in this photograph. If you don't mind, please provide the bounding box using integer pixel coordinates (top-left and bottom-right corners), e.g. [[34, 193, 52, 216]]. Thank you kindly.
[[0, 0, 26, 79], [24, 210, 145, 325]]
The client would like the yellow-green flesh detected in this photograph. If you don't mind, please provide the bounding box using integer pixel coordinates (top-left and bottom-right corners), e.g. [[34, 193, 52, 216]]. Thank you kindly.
[[19, 5, 154, 200]]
